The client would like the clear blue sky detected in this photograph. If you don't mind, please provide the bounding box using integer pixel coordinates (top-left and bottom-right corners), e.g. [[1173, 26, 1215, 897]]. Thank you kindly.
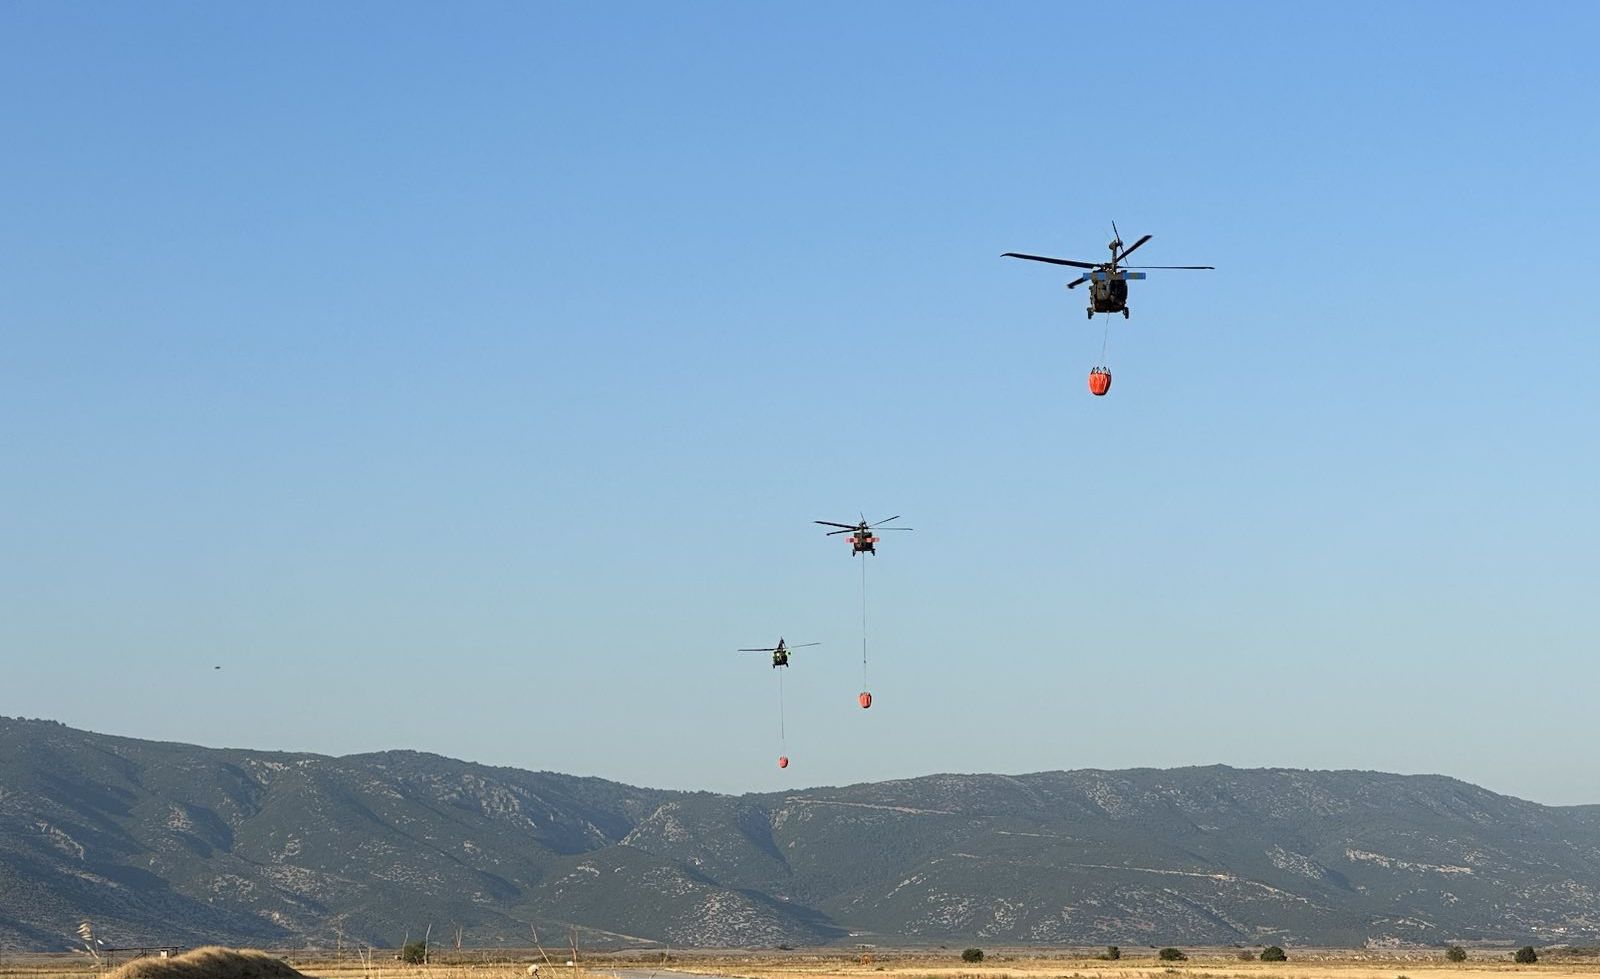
[[4, 3, 1598, 804]]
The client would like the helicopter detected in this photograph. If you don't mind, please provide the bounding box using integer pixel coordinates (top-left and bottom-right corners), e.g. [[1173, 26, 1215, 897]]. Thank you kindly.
[[1003, 224, 1212, 319], [815, 515, 913, 555], [739, 637, 819, 669]]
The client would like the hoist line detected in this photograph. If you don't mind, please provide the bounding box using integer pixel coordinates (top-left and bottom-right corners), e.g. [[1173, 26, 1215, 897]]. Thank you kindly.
[[860, 555, 869, 687]]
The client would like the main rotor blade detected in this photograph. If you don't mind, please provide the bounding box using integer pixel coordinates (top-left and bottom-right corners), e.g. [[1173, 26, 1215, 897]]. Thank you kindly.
[[1114, 234, 1152, 262], [1121, 265, 1215, 269], [790, 642, 821, 648], [825, 528, 853, 536], [869, 516, 902, 527], [738, 648, 779, 652], [1066, 276, 1088, 289], [877, 527, 914, 531], [1002, 252, 1098, 270], [815, 520, 858, 529]]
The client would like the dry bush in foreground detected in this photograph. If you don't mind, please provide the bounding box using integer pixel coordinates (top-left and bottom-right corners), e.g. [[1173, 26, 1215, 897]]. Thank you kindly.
[[109, 948, 305, 979]]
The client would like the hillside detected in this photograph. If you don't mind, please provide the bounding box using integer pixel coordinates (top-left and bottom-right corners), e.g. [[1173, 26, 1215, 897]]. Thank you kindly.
[[3, 717, 1599, 949]]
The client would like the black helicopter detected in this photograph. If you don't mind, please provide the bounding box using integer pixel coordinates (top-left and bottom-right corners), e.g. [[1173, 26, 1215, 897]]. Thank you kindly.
[[815, 515, 913, 556], [739, 637, 819, 669], [1003, 225, 1212, 319]]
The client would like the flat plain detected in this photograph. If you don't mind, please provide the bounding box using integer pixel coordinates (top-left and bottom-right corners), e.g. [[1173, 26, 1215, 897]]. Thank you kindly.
[[6, 951, 1600, 979]]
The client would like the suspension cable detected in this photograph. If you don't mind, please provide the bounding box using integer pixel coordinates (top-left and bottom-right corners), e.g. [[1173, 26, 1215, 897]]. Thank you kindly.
[[860, 556, 869, 687]]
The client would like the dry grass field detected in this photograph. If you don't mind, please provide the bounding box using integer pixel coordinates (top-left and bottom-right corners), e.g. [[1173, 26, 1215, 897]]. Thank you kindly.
[[6, 949, 1599, 979], [652, 950, 1600, 979]]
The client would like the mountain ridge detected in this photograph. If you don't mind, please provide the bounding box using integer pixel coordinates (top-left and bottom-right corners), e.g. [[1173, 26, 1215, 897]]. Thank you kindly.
[[3, 716, 1598, 950]]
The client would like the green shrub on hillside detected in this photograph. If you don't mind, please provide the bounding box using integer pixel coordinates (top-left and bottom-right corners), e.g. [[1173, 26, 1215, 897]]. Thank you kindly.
[[1159, 948, 1188, 962], [1446, 947, 1467, 963], [961, 949, 984, 963], [1515, 947, 1538, 965], [1261, 946, 1287, 962]]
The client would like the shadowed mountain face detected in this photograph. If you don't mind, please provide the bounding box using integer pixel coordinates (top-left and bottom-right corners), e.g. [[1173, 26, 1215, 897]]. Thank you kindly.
[[3, 718, 1599, 950]]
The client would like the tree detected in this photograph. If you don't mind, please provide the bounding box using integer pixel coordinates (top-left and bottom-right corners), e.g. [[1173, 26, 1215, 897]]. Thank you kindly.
[[1514, 947, 1538, 965], [961, 949, 984, 963], [1159, 948, 1188, 962], [1104, 947, 1121, 961], [1446, 947, 1467, 963], [1261, 947, 1287, 962], [401, 941, 427, 965]]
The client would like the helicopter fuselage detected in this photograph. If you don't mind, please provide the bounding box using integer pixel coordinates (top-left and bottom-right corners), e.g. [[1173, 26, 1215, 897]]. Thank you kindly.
[[850, 532, 879, 555], [1089, 276, 1129, 315]]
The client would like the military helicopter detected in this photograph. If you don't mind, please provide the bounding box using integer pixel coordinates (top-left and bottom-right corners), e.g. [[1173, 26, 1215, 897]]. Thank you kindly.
[[1003, 224, 1212, 319], [739, 637, 819, 669], [815, 515, 913, 555]]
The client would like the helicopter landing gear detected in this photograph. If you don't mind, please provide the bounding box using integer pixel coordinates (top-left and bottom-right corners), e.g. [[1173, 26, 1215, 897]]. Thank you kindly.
[[1122, 307, 1130, 319], [1086, 308, 1093, 320]]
